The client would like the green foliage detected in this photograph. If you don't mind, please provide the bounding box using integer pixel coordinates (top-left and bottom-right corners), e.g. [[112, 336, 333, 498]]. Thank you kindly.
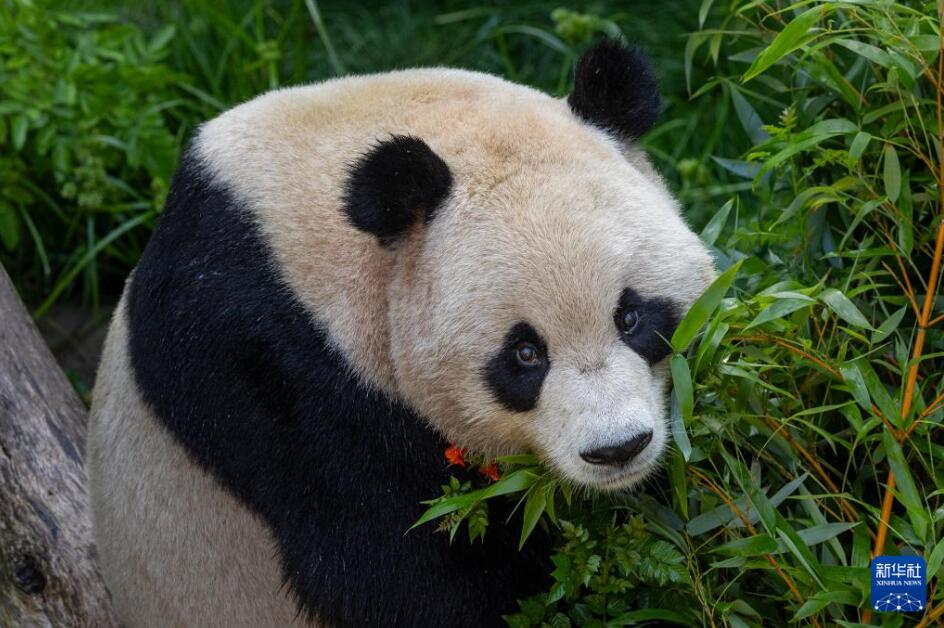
[[0, 0, 188, 313], [417, 1, 944, 625], [4, 0, 943, 624], [2, 0, 718, 311]]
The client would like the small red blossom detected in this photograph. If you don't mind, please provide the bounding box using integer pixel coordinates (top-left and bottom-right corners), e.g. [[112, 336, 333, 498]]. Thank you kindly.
[[444, 444, 467, 468], [479, 463, 501, 482]]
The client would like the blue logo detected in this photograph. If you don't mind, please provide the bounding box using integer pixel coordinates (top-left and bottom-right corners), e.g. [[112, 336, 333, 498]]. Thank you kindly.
[[871, 556, 926, 613]]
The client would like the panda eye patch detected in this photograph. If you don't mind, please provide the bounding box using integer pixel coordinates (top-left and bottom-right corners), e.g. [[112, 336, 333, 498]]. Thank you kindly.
[[485, 322, 550, 412], [615, 288, 680, 365]]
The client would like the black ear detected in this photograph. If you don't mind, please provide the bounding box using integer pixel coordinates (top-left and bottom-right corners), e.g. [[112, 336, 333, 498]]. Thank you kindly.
[[568, 39, 661, 140], [342, 135, 453, 243]]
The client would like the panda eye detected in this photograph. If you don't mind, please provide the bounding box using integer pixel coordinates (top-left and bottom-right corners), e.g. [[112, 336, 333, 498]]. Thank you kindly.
[[616, 307, 640, 335], [514, 341, 541, 367]]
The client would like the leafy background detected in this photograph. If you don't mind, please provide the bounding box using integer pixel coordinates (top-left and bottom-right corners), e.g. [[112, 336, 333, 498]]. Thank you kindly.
[[1, 0, 942, 626]]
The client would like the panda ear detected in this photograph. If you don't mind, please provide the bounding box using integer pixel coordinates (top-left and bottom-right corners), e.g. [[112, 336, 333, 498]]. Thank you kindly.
[[342, 135, 453, 244], [567, 39, 661, 140]]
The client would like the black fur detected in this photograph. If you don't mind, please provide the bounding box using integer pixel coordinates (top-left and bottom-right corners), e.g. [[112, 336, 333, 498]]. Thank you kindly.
[[342, 135, 452, 243], [484, 322, 550, 412], [568, 39, 661, 140], [127, 150, 547, 627], [614, 287, 679, 365]]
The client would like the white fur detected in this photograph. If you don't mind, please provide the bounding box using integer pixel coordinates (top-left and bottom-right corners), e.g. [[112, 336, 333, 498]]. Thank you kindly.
[[89, 67, 714, 627], [192, 67, 714, 487]]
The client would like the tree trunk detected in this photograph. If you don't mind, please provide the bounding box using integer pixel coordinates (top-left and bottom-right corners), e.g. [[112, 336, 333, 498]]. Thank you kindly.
[[0, 264, 117, 627]]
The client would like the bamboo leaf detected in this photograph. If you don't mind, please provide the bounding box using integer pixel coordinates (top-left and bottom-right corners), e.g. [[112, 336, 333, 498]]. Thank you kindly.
[[672, 260, 742, 350], [519, 486, 547, 549], [819, 288, 872, 329], [882, 430, 929, 540], [742, 6, 830, 82], [700, 198, 734, 246], [883, 144, 901, 202]]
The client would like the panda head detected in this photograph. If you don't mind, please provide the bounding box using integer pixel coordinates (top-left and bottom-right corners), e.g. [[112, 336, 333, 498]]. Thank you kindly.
[[340, 40, 715, 491]]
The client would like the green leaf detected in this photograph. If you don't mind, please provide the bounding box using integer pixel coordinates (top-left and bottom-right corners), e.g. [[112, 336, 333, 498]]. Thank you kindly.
[[882, 430, 928, 540], [819, 288, 871, 328], [792, 591, 858, 622], [519, 486, 547, 549], [858, 361, 899, 426], [729, 86, 768, 144], [834, 39, 893, 68], [698, 0, 715, 28], [794, 522, 858, 547], [745, 298, 812, 329], [839, 362, 871, 411], [883, 144, 901, 202], [928, 537, 944, 580], [11, 114, 28, 151], [849, 131, 871, 159], [411, 469, 538, 530], [670, 354, 693, 423], [713, 534, 778, 556], [742, 6, 830, 82], [671, 260, 742, 350], [670, 390, 692, 462], [0, 203, 21, 252], [872, 307, 906, 345], [147, 24, 177, 55], [700, 198, 734, 246]]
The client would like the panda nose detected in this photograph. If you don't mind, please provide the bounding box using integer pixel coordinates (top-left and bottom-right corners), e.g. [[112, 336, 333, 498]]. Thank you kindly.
[[580, 431, 653, 467]]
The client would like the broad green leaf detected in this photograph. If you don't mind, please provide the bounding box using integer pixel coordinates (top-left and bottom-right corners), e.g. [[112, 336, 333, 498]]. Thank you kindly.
[[794, 522, 858, 546], [819, 288, 871, 328], [713, 534, 778, 556], [729, 86, 768, 144], [928, 537, 944, 580], [671, 260, 742, 350], [669, 448, 689, 518], [670, 355, 693, 423], [745, 298, 811, 329], [147, 24, 177, 55], [411, 469, 537, 529], [698, 0, 715, 28], [872, 306, 907, 345], [742, 6, 831, 82], [519, 486, 547, 549], [776, 522, 825, 589], [11, 114, 28, 151], [858, 361, 900, 426], [882, 430, 929, 540], [0, 203, 21, 252], [834, 39, 893, 67], [883, 144, 901, 202], [849, 131, 871, 159], [700, 198, 734, 246], [670, 390, 692, 462], [839, 362, 871, 410], [792, 591, 859, 622]]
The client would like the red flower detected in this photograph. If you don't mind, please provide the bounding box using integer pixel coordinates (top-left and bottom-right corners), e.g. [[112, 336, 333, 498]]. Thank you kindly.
[[479, 463, 500, 482], [444, 444, 467, 468]]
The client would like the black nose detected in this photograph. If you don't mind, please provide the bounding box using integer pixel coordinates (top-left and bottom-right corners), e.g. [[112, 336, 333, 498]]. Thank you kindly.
[[580, 431, 653, 467]]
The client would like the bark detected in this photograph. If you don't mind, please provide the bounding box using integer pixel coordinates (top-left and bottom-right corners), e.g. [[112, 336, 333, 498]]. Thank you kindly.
[[0, 264, 117, 627]]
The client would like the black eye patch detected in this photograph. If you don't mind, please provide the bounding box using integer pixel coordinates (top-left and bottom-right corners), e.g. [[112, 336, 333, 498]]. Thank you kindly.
[[615, 287, 680, 365], [484, 322, 550, 412]]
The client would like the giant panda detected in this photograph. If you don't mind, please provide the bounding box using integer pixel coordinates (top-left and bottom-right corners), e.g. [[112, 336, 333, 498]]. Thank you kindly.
[[87, 40, 715, 627]]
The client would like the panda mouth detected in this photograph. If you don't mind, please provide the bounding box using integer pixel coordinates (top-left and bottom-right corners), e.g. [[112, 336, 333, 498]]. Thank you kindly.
[[588, 459, 657, 491]]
